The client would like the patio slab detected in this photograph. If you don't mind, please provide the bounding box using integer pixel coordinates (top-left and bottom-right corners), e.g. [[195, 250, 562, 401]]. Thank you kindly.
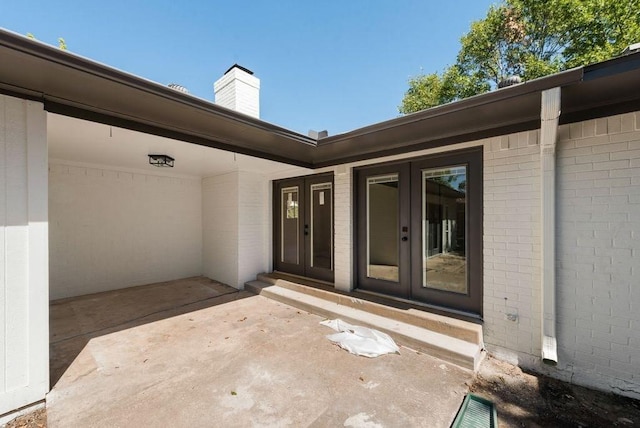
[[47, 279, 472, 427]]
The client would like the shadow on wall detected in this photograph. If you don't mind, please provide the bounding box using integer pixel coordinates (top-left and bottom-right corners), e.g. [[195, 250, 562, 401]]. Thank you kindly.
[[49, 276, 250, 386]]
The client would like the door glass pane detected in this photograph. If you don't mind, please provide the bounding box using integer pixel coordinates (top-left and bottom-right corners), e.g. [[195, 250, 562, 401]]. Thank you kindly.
[[422, 166, 467, 293], [310, 183, 332, 270], [367, 174, 399, 282], [281, 186, 299, 264]]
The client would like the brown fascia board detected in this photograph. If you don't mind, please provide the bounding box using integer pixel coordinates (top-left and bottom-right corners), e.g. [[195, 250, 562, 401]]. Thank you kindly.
[[0, 29, 317, 167], [312, 53, 640, 167], [311, 70, 582, 166], [560, 54, 640, 125], [2, 28, 640, 170]]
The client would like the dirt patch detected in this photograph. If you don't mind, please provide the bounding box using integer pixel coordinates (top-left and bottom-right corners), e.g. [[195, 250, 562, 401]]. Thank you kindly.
[[4, 408, 46, 428], [470, 355, 640, 427]]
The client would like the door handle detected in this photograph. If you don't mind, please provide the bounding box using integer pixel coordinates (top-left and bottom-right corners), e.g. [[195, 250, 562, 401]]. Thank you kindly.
[[402, 236, 408, 242]]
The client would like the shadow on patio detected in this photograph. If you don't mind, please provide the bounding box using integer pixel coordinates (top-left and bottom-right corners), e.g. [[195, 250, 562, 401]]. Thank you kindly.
[[49, 276, 250, 386]]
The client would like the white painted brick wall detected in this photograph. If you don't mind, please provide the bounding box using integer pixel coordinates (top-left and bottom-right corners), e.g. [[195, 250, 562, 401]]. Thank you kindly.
[[0, 95, 49, 416], [482, 131, 542, 358], [49, 162, 202, 299], [202, 170, 270, 288], [213, 67, 260, 119], [237, 170, 270, 286], [202, 172, 239, 287], [334, 167, 353, 291], [554, 111, 640, 398]]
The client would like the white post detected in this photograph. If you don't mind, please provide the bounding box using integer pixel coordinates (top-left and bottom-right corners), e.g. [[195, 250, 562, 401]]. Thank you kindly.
[[0, 95, 49, 420]]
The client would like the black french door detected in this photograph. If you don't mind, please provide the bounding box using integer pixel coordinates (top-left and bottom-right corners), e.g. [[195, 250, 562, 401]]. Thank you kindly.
[[356, 148, 482, 315], [273, 174, 334, 282]]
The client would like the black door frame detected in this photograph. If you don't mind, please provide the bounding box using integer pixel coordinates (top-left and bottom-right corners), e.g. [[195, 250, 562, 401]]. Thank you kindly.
[[273, 173, 335, 282], [354, 147, 483, 316]]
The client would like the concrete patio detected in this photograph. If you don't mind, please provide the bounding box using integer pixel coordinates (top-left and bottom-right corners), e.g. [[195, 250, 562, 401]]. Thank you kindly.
[[47, 278, 472, 427]]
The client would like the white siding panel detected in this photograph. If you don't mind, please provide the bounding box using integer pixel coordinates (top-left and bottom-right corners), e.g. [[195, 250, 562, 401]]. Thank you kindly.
[[0, 95, 49, 416]]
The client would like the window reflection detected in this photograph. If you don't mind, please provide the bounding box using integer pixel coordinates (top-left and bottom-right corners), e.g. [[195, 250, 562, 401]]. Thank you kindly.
[[422, 166, 467, 293]]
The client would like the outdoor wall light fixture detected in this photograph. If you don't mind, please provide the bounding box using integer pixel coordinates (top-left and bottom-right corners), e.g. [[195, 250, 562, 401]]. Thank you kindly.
[[148, 154, 175, 167]]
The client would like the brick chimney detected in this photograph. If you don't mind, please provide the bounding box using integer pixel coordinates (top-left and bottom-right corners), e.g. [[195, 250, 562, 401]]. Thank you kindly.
[[214, 64, 260, 119]]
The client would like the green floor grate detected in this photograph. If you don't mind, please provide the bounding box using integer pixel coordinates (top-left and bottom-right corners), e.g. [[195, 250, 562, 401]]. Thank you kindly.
[[451, 394, 498, 428]]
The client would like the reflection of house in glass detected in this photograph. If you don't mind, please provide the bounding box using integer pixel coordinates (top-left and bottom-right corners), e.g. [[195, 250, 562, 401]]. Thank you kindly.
[[423, 167, 467, 294]]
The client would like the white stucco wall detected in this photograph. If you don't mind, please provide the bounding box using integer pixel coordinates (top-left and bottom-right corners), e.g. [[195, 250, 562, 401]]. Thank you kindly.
[[202, 170, 270, 288], [49, 162, 202, 300], [0, 95, 49, 418]]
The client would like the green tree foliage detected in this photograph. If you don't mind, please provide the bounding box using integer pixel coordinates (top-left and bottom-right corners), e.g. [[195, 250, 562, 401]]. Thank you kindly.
[[400, 0, 640, 114]]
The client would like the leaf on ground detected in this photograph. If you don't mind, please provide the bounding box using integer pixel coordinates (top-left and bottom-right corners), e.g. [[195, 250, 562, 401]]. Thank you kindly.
[[230, 391, 237, 396]]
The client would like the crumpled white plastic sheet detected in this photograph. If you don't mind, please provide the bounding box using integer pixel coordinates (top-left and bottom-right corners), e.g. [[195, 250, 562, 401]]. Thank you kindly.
[[320, 319, 400, 358]]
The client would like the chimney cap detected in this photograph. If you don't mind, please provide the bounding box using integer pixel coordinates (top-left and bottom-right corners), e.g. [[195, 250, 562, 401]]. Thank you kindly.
[[224, 63, 254, 76]]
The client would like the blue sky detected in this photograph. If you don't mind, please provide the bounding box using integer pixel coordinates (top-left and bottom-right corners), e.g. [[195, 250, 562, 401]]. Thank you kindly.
[[1, 1, 494, 135]]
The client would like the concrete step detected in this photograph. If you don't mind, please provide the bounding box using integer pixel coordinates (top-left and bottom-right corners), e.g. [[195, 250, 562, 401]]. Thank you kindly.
[[255, 272, 483, 346], [245, 279, 484, 371]]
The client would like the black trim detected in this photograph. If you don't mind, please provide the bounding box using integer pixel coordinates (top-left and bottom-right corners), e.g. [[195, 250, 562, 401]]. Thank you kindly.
[[584, 53, 640, 81], [560, 98, 640, 126], [224, 64, 254, 76], [0, 85, 43, 103]]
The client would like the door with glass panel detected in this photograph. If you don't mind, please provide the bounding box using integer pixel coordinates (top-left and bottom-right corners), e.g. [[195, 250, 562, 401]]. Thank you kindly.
[[356, 148, 482, 315], [409, 150, 482, 314], [274, 174, 334, 282], [356, 163, 411, 297]]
